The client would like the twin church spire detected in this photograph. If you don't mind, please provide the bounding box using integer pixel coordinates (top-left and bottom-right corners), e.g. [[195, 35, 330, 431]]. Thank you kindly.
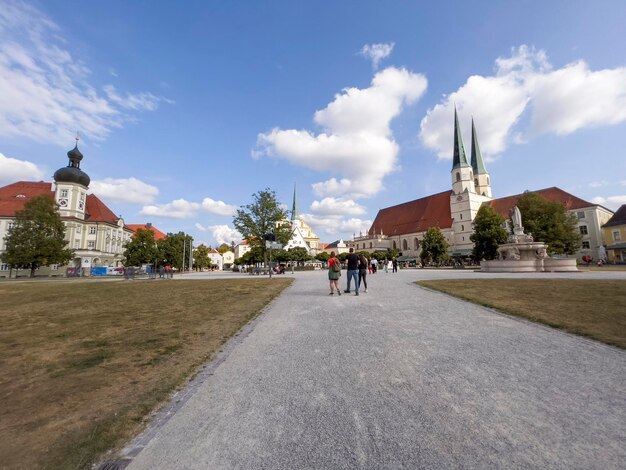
[[451, 107, 491, 197]]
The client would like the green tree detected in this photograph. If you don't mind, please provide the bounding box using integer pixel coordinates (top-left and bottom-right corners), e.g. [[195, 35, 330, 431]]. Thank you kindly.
[[123, 228, 159, 267], [516, 192, 582, 254], [315, 251, 330, 262], [193, 244, 211, 270], [217, 243, 230, 254], [287, 247, 311, 262], [470, 205, 508, 260], [158, 232, 193, 270], [420, 227, 449, 265], [1, 195, 73, 277], [233, 189, 293, 265]]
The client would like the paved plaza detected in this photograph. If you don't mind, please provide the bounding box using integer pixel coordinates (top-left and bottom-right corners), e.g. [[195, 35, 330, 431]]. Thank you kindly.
[[123, 269, 625, 469]]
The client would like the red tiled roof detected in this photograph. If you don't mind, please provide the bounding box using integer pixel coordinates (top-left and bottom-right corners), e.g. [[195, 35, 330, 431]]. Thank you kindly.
[[486, 187, 595, 218], [0, 181, 54, 216], [85, 194, 119, 224], [318, 243, 329, 249], [239, 239, 249, 245], [369, 190, 453, 237], [0, 181, 122, 227], [126, 224, 167, 240]]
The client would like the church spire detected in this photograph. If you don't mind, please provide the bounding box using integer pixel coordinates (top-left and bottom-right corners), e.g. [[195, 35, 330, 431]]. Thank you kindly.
[[452, 107, 469, 169], [291, 183, 298, 220], [471, 118, 488, 174]]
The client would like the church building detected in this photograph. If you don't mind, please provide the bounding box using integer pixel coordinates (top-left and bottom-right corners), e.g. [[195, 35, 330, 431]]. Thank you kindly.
[[0, 141, 135, 277], [350, 110, 613, 261]]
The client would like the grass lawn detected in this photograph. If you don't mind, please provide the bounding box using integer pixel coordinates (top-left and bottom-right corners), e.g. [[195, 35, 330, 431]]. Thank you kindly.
[[0, 278, 292, 469], [417, 279, 626, 349]]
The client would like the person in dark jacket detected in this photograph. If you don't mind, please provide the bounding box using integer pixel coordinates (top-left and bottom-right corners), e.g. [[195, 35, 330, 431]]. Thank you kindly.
[[358, 254, 368, 293], [344, 248, 360, 295]]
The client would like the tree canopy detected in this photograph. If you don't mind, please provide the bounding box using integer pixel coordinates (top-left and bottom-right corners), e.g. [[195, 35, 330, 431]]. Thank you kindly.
[[158, 232, 193, 270], [516, 192, 582, 254], [193, 244, 211, 270], [420, 227, 449, 264], [123, 228, 159, 267], [217, 243, 231, 254], [233, 189, 292, 264], [470, 205, 509, 260], [1, 195, 73, 277]]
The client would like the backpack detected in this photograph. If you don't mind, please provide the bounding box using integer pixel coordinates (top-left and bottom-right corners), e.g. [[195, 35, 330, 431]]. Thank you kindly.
[[332, 258, 341, 272]]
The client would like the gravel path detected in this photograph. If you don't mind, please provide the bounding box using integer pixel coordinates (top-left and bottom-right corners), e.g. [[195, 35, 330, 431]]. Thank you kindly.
[[124, 270, 626, 469]]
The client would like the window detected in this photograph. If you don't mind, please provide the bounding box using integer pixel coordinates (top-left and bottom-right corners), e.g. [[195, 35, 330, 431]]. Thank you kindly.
[[76, 226, 81, 233], [0, 264, 8, 271], [89, 226, 96, 234], [579, 226, 588, 235], [74, 240, 80, 248], [8, 222, 15, 229], [456, 172, 461, 182], [414, 238, 419, 250], [80, 192, 85, 201], [393, 241, 397, 249], [614, 231, 621, 241], [577, 211, 585, 219], [461, 225, 465, 231], [474, 178, 478, 188], [61, 189, 68, 197], [369, 242, 372, 249], [402, 239, 408, 250], [51, 264, 59, 271], [460, 213, 463, 220], [582, 241, 590, 249], [88, 241, 95, 249]]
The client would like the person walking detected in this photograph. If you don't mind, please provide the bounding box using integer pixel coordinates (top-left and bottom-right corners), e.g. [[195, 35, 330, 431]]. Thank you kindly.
[[371, 257, 378, 274], [358, 254, 368, 293], [383, 257, 388, 273], [327, 251, 342, 295], [344, 248, 360, 295], [392, 257, 398, 273]]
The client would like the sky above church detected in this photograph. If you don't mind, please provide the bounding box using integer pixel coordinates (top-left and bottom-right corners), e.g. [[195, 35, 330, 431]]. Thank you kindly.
[[1, 0, 625, 247]]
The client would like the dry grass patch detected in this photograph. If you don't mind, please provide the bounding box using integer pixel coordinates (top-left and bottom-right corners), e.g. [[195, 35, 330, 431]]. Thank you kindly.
[[417, 279, 626, 349], [0, 278, 292, 469]]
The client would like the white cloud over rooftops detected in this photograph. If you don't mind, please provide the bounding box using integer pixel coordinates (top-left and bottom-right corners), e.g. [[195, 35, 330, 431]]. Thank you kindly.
[[0, 152, 44, 184], [89, 177, 159, 205], [310, 197, 366, 216], [140, 196, 237, 219], [196, 223, 242, 246], [592, 195, 626, 211], [256, 66, 427, 199], [420, 45, 626, 159]]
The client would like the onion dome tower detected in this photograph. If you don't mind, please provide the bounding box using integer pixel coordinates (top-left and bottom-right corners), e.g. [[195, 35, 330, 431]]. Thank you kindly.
[[53, 138, 90, 187]]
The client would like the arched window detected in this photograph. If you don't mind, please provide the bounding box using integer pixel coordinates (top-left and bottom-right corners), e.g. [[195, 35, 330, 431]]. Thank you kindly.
[[393, 240, 397, 250], [461, 225, 465, 231], [369, 242, 372, 249], [402, 239, 408, 250], [456, 172, 461, 182], [474, 178, 478, 187], [414, 238, 419, 250], [460, 213, 463, 220]]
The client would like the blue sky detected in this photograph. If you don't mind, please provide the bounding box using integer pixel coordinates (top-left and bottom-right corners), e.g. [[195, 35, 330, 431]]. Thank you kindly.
[[1, 0, 625, 246]]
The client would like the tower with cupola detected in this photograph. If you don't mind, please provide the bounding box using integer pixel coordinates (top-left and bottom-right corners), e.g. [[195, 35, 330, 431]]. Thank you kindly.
[[53, 137, 90, 221]]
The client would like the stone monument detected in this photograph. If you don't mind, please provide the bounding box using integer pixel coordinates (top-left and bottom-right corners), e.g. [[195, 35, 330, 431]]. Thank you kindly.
[[480, 206, 577, 272]]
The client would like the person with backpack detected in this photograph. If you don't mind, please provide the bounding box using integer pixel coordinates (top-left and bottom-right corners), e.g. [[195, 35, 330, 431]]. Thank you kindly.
[[344, 248, 360, 295], [358, 254, 369, 293], [328, 251, 342, 295]]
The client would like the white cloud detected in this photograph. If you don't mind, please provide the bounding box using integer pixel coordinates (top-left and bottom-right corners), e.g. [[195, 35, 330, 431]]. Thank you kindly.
[[0, 152, 44, 184], [310, 197, 366, 216], [200, 197, 237, 216], [89, 177, 159, 204], [592, 195, 626, 211], [201, 224, 242, 245], [301, 213, 372, 238], [140, 199, 200, 218], [0, 0, 169, 146], [420, 45, 626, 158], [140, 195, 236, 219], [360, 43, 395, 69], [256, 66, 427, 198]]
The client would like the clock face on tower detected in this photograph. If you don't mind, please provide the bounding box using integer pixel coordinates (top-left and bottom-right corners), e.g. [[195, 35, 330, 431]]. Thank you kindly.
[[59, 198, 68, 207]]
